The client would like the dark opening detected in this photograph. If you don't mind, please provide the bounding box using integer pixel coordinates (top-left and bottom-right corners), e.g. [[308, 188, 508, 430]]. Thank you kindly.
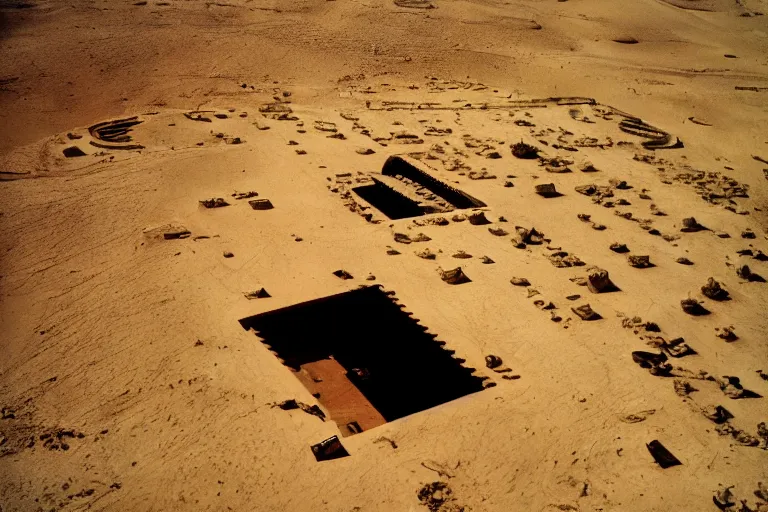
[[239, 286, 485, 433], [353, 179, 424, 220], [63, 146, 86, 158], [382, 156, 486, 209]]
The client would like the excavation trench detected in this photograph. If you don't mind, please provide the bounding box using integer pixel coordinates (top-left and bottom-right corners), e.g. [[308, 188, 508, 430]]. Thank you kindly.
[[240, 286, 485, 435]]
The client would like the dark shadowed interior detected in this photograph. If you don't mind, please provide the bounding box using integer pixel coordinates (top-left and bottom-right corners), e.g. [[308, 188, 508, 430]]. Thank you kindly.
[[239, 286, 485, 426], [352, 179, 425, 220]]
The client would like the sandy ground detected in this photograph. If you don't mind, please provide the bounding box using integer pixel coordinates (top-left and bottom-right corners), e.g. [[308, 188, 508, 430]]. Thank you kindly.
[[1, 0, 768, 510]]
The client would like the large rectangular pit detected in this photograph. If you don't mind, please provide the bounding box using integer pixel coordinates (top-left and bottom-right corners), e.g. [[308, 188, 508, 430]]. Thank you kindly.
[[239, 286, 485, 435]]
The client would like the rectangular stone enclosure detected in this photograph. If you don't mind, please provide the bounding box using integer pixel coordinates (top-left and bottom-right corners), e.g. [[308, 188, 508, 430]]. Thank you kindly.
[[239, 286, 485, 435]]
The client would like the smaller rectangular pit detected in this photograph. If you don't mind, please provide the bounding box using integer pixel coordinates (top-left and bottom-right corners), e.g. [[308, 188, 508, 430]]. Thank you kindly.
[[352, 180, 425, 220], [382, 155, 486, 209], [352, 156, 486, 220]]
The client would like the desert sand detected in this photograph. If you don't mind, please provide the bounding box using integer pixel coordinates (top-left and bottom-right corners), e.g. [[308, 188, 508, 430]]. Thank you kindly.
[[1, 0, 768, 510]]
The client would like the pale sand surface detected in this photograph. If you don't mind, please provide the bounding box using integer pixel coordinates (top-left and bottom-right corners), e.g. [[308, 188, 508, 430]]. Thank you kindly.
[[1, 0, 768, 510]]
